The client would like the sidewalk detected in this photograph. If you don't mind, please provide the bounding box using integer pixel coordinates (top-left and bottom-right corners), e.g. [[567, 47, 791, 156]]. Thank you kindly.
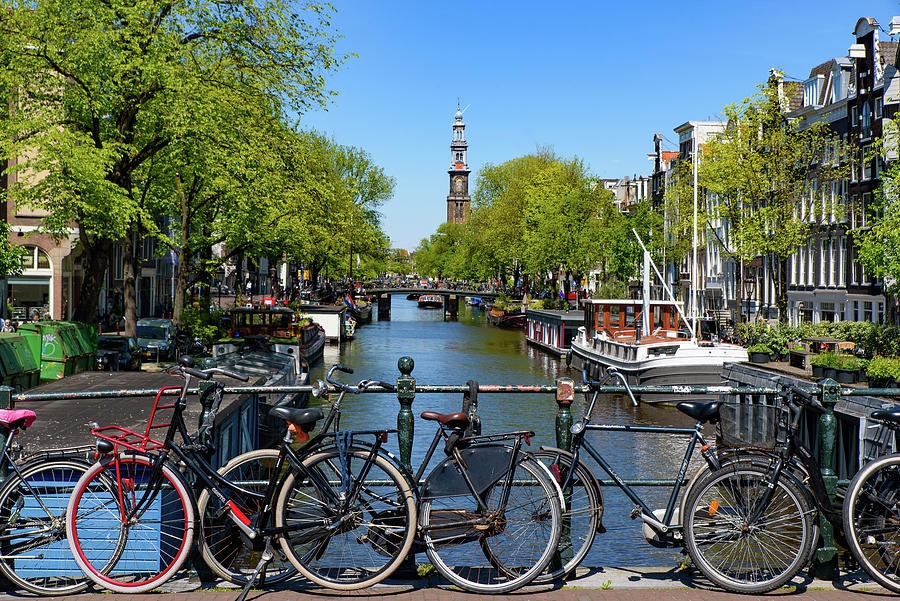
[[12, 567, 894, 601]]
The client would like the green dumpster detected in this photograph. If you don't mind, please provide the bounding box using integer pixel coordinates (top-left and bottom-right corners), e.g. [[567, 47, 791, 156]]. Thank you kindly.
[[0, 334, 40, 391], [17, 322, 83, 381], [63, 322, 95, 373]]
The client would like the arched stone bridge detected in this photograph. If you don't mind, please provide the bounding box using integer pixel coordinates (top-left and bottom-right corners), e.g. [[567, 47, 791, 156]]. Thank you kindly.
[[366, 288, 505, 321]]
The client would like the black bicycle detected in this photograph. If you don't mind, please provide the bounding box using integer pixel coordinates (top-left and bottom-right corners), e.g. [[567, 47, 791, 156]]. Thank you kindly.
[[65, 359, 417, 594]]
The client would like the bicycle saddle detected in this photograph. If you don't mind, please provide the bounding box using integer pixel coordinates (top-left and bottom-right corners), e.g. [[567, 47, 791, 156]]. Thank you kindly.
[[420, 411, 469, 430], [675, 401, 721, 423], [0, 409, 35, 430], [269, 406, 324, 430], [871, 407, 900, 426]]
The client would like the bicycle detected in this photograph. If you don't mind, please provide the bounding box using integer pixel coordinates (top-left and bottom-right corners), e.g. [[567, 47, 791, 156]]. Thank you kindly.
[[680, 382, 842, 593], [530, 367, 726, 584], [65, 359, 417, 594], [0, 408, 103, 596], [326, 370, 563, 594], [843, 404, 900, 593]]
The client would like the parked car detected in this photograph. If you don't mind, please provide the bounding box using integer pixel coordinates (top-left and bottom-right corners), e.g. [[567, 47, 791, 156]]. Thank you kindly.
[[96, 336, 142, 371], [136, 318, 176, 361]]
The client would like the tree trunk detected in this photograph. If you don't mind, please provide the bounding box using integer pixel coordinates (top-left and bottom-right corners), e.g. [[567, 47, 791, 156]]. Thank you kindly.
[[122, 226, 140, 338], [770, 255, 789, 324], [72, 232, 111, 324], [173, 248, 188, 327]]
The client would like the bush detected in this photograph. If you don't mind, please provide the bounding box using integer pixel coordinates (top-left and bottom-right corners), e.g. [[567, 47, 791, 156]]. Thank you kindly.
[[866, 356, 900, 380], [748, 343, 772, 354], [181, 306, 226, 346]]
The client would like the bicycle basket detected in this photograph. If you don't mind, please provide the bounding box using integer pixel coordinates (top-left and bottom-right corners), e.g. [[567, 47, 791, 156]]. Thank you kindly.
[[717, 399, 784, 449]]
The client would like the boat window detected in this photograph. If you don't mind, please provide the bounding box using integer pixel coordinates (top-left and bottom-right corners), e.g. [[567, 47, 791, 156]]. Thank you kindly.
[[652, 306, 662, 330], [608, 307, 620, 327], [624, 305, 635, 327]]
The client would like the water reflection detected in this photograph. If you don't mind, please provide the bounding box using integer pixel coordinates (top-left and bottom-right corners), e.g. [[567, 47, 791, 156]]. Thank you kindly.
[[308, 296, 717, 567]]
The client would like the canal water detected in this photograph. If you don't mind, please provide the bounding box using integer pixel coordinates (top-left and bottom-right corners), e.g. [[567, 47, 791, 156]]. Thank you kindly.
[[308, 296, 711, 567]]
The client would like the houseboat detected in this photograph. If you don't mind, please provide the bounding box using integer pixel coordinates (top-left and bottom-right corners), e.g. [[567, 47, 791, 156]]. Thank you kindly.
[[525, 308, 583, 356], [418, 294, 444, 309], [486, 305, 526, 328], [568, 298, 747, 403]]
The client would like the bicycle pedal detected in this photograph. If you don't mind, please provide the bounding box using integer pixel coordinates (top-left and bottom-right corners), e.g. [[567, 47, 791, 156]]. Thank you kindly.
[[630, 506, 641, 520]]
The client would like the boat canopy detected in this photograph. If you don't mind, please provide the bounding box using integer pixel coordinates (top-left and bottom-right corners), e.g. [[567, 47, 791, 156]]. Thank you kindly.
[[582, 299, 684, 335]]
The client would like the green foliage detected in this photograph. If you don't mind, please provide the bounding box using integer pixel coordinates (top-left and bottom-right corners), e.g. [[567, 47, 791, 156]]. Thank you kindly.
[[812, 351, 840, 368], [866, 356, 900, 380], [856, 117, 900, 295], [700, 76, 853, 321], [181, 307, 225, 346], [748, 343, 772, 354]]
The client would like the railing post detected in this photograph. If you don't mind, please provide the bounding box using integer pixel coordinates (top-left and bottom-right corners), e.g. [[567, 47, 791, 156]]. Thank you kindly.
[[814, 377, 840, 578], [555, 377, 575, 451], [396, 356, 416, 471], [0, 386, 10, 483]]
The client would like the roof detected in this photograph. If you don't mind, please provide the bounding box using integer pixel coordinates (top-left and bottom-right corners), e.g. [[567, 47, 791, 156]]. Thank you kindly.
[[661, 151, 679, 166]]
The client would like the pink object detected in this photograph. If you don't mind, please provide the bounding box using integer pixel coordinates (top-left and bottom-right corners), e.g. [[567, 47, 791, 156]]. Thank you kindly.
[[0, 409, 36, 429]]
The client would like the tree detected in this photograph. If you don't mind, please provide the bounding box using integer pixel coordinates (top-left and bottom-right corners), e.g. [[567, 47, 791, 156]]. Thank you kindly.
[[700, 75, 852, 322], [856, 117, 900, 322], [0, 0, 346, 322]]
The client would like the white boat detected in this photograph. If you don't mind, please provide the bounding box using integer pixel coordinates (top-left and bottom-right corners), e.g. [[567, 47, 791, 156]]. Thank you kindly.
[[568, 245, 747, 403]]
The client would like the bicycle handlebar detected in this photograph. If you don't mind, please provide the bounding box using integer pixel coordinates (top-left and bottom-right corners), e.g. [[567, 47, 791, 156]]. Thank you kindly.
[[325, 365, 392, 393], [582, 367, 638, 407]]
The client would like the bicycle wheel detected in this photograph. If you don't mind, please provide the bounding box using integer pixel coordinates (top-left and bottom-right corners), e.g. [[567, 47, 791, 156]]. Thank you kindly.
[[682, 461, 815, 593], [843, 453, 900, 593], [530, 448, 601, 583], [66, 454, 195, 593], [0, 456, 96, 595], [276, 446, 416, 590], [421, 454, 562, 594], [197, 448, 295, 585]]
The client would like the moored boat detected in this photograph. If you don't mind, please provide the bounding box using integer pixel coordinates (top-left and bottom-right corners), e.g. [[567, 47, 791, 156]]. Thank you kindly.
[[486, 306, 526, 328], [418, 294, 443, 309], [466, 296, 484, 306], [568, 298, 747, 403], [406, 293, 420, 301]]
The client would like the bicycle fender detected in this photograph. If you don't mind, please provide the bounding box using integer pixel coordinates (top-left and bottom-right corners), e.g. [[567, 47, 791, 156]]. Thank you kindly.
[[421, 444, 514, 500]]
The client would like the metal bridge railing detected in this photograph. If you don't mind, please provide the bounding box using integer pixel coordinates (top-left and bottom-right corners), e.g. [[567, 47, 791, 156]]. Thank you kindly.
[[4, 356, 900, 575]]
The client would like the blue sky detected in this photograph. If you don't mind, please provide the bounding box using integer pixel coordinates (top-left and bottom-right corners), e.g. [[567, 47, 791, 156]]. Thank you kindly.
[[297, 1, 896, 251]]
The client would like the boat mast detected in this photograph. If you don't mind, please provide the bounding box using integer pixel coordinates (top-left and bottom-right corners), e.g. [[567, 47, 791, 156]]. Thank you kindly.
[[642, 250, 651, 336], [691, 128, 698, 343], [632, 229, 693, 335]]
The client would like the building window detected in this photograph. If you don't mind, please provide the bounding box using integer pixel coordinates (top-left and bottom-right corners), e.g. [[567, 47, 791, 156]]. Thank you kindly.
[[851, 104, 858, 126], [864, 301, 873, 322], [18, 246, 51, 271], [862, 100, 872, 138], [863, 192, 873, 227], [113, 245, 123, 280], [820, 302, 835, 322], [876, 97, 883, 119]]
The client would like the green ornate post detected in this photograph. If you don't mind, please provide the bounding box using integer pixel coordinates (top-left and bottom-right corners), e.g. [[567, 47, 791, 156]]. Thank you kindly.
[[396, 356, 416, 471], [0, 387, 11, 483], [197, 380, 217, 447], [555, 377, 575, 451], [815, 378, 840, 578]]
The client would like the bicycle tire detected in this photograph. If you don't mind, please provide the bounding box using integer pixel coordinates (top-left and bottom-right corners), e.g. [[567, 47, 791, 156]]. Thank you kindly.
[[275, 446, 416, 590], [197, 448, 295, 585], [843, 453, 900, 593], [682, 461, 815, 593], [0, 456, 97, 595], [530, 448, 601, 583], [66, 453, 195, 593], [680, 449, 820, 568], [421, 454, 562, 594]]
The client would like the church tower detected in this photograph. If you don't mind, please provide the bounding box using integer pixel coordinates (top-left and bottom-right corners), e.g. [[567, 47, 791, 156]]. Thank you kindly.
[[446, 104, 470, 224]]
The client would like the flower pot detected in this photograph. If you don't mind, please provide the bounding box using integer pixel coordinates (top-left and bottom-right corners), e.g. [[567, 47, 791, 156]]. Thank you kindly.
[[749, 351, 770, 363], [869, 376, 891, 388], [823, 367, 838, 380], [812, 365, 825, 378], [835, 368, 857, 384]]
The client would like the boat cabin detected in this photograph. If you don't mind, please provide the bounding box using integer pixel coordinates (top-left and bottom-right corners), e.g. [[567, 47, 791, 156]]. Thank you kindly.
[[226, 306, 299, 340], [582, 299, 689, 342]]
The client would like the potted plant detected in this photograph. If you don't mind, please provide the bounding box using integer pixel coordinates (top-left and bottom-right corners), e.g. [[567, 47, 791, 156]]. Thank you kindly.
[[812, 351, 840, 380], [835, 355, 859, 384], [747, 343, 772, 363], [865, 356, 896, 389]]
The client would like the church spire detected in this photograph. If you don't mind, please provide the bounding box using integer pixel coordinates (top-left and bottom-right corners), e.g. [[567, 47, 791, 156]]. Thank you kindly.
[[447, 103, 470, 224]]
